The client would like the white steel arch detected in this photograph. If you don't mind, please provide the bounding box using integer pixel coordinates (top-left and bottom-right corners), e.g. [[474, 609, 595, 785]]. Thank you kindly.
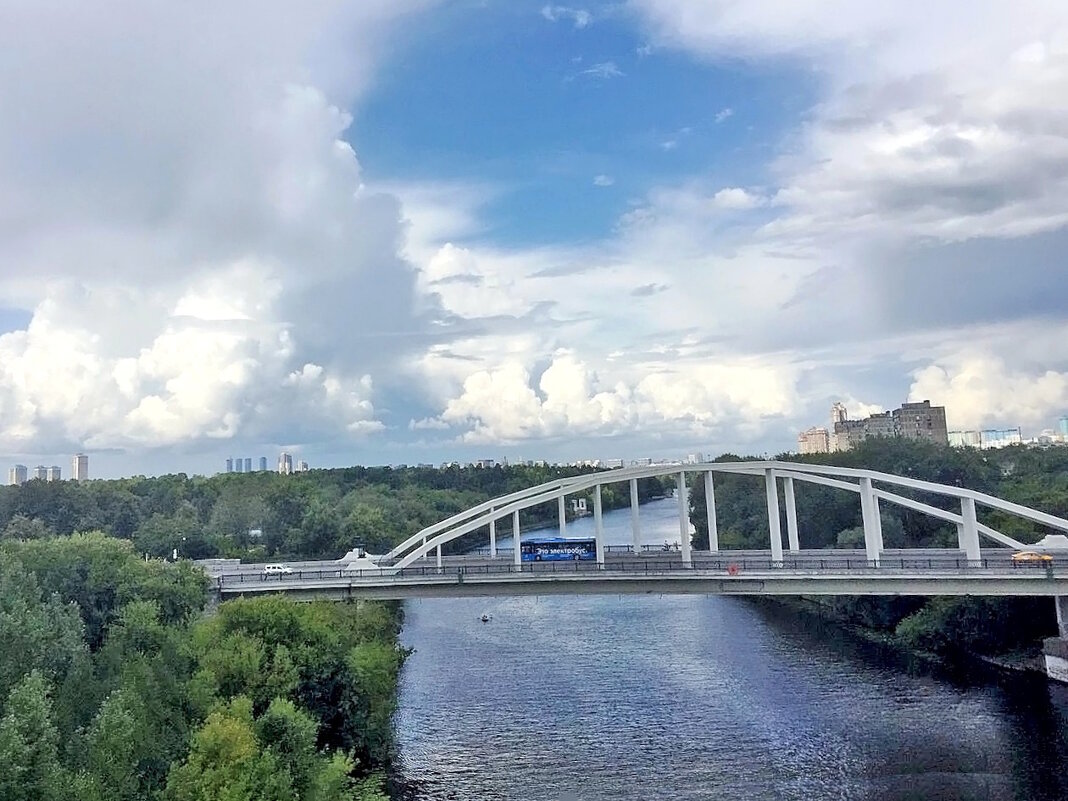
[[385, 461, 1068, 571]]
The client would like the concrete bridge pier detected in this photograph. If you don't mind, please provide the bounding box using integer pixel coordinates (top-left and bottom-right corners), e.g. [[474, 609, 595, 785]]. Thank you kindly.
[[1043, 597, 1068, 683]]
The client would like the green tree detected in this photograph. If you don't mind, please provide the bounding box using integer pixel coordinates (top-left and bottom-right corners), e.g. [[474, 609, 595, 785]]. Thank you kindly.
[[0, 672, 65, 801], [0, 562, 84, 701], [164, 697, 293, 801]]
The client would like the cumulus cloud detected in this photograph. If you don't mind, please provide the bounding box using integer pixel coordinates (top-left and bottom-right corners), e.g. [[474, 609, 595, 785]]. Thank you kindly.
[[910, 355, 1068, 431], [0, 1, 436, 457], [421, 351, 798, 444]]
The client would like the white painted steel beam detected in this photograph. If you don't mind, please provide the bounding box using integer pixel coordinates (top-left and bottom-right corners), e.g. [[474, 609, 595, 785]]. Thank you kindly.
[[784, 476, 800, 553], [765, 469, 784, 564], [513, 510, 521, 566], [630, 478, 641, 554], [704, 471, 719, 553], [677, 472, 691, 565], [594, 485, 605, 564]]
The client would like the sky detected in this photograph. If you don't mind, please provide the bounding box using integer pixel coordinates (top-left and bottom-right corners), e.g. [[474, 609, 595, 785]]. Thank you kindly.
[[2, 1, 1068, 478]]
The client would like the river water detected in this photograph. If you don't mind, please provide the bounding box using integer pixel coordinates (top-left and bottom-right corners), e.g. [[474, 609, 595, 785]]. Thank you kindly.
[[393, 498, 1068, 800]]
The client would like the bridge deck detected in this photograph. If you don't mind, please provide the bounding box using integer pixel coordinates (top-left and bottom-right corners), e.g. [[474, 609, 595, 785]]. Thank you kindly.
[[212, 554, 1068, 601]]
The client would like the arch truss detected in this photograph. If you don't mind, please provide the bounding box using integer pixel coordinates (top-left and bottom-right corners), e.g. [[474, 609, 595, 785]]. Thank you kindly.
[[383, 461, 1068, 571]]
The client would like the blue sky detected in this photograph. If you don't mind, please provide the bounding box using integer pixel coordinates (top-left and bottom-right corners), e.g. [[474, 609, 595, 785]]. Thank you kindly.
[[356, 2, 808, 246], [1, 1, 1068, 478]]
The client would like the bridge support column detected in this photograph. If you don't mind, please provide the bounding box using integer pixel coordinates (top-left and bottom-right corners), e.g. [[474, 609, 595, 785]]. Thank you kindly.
[[859, 477, 883, 565], [783, 476, 800, 554], [513, 510, 522, 566], [436, 544, 442, 570], [422, 536, 427, 561], [558, 495, 566, 537], [704, 471, 719, 553], [594, 485, 605, 565], [630, 478, 641, 554], [677, 472, 691, 566], [489, 511, 496, 558], [959, 497, 982, 565], [1043, 597, 1068, 683], [764, 469, 783, 565]]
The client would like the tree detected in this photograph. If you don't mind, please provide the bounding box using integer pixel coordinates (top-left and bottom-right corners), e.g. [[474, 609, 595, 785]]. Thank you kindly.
[[0, 672, 65, 801], [84, 689, 142, 801], [164, 697, 293, 801], [2, 515, 54, 541], [0, 561, 84, 701]]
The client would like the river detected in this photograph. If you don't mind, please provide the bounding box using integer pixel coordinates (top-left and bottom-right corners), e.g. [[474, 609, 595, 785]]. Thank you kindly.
[[393, 497, 1068, 800]]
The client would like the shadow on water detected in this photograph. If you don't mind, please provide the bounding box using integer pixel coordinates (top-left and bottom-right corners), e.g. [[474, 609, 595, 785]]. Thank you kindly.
[[747, 598, 1068, 801]]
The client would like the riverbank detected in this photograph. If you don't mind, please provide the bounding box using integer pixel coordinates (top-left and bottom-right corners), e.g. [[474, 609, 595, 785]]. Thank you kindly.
[[760, 595, 1051, 680]]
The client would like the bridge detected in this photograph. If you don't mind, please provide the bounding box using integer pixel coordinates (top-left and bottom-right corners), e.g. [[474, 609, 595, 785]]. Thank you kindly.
[[209, 460, 1068, 601]]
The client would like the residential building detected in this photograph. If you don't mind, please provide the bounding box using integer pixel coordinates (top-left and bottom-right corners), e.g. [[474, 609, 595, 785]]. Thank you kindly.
[[33, 465, 47, 481], [7, 465, 27, 486], [259, 456, 268, 471], [46, 466, 61, 481], [225, 458, 233, 473], [949, 430, 982, 448], [892, 400, 949, 445], [72, 453, 89, 481], [982, 428, 1023, 449], [278, 452, 293, 474], [797, 427, 830, 454], [831, 400, 948, 451], [475, 459, 496, 468], [1059, 416, 1068, 441], [244, 457, 252, 473]]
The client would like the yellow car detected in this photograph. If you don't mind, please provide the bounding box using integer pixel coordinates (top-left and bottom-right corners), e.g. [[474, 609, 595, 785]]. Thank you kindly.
[[1011, 551, 1053, 563]]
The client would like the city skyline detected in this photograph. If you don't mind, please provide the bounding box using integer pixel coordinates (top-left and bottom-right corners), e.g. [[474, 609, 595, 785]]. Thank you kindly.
[[2, 3, 1068, 478]]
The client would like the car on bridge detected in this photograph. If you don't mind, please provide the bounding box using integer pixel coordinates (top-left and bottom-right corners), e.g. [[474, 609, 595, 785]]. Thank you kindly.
[[263, 563, 294, 575], [1011, 551, 1053, 564]]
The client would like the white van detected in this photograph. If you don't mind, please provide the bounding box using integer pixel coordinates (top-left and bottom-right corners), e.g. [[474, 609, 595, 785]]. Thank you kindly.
[[262, 563, 293, 576]]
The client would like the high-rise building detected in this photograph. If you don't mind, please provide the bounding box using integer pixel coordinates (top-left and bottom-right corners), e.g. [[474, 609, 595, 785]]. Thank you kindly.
[[798, 427, 830, 454], [7, 465, 27, 486], [259, 456, 268, 471], [1059, 416, 1068, 440], [831, 400, 948, 451], [236, 457, 245, 473], [33, 465, 47, 481], [278, 452, 293, 474], [46, 466, 61, 482], [892, 400, 949, 445], [244, 457, 252, 473], [72, 453, 89, 481], [296, 460, 309, 472], [225, 458, 233, 473]]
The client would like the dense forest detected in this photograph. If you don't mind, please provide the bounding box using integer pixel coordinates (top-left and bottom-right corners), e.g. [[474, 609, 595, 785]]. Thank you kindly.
[[0, 464, 673, 562], [688, 439, 1068, 659], [0, 533, 404, 799]]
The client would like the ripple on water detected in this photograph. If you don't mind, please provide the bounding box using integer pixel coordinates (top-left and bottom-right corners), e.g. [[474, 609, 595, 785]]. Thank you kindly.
[[393, 500, 1068, 801]]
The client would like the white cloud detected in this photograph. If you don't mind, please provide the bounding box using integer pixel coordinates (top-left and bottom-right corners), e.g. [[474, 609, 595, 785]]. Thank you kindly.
[[541, 5, 593, 29], [0, 1, 435, 456], [581, 61, 625, 79], [593, 174, 615, 186], [910, 355, 1068, 431], [714, 107, 734, 123], [711, 187, 765, 209], [424, 351, 798, 444]]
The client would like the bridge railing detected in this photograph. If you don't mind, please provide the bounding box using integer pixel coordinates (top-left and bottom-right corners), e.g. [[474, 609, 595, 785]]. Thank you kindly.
[[215, 556, 1062, 590]]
